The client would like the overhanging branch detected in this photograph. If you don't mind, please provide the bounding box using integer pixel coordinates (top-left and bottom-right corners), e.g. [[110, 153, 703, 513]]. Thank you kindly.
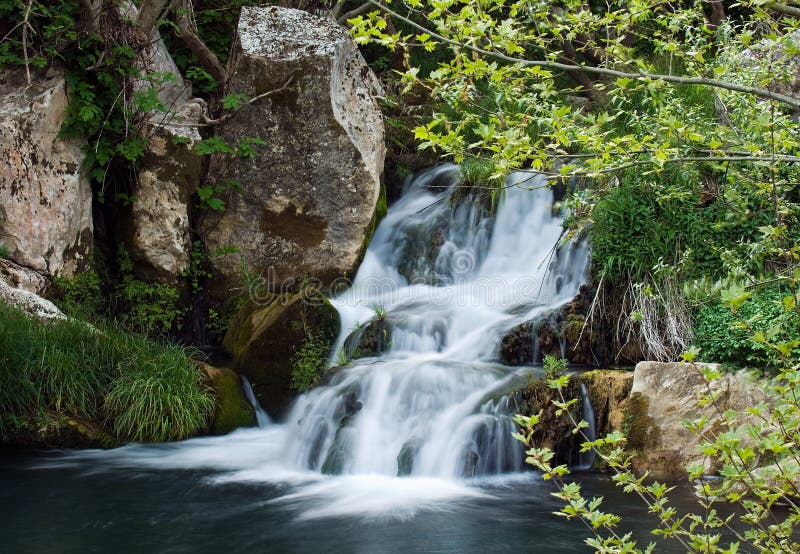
[[366, 0, 800, 110]]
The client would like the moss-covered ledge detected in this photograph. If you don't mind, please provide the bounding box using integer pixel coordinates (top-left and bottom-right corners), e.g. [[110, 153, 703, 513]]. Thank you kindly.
[[223, 289, 340, 419]]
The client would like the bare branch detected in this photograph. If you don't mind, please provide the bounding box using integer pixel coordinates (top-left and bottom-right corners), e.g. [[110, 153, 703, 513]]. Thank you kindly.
[[136, 0, 170, 38], [21, 0, 33, 86], [338, 2, 374, 25], [201, 73, 297, 125]]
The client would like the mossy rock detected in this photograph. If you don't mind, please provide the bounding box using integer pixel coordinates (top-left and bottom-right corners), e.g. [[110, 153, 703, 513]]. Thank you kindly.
[[202, 363, 256, 435], [343, 317, 394, 360], [580, 369, 634, 438], [621, 392, 661, 452], [223, 289, 340, 418]]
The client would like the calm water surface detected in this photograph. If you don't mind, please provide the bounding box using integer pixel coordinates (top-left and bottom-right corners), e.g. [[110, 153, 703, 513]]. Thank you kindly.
[[0, 446, 699, 554]]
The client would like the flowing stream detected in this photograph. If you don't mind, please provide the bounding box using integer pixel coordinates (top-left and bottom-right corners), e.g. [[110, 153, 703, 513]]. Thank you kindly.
[[0, 166, 695, 552]]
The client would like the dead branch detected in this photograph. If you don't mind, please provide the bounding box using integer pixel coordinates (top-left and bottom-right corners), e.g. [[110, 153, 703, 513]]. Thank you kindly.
[[22, 0, 33, 86], [200, 73, 297, 125]]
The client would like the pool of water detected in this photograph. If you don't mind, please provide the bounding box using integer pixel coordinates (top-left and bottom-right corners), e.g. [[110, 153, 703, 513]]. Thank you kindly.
[[0, 438, 700, 554]]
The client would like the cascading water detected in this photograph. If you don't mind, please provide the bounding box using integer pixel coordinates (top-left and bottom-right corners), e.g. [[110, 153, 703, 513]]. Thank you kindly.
[[282, 164, 590, 479], [242, 375, 271, 427], [576, 382, 598, 470], [46, 164, 591, 520]]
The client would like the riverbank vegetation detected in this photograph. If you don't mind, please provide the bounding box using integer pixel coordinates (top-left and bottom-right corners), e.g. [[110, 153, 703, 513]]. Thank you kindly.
[[0, 303, 213, 444]]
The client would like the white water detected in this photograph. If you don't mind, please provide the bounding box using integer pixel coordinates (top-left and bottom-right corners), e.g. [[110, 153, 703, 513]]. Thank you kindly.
[[47, 165, 590, 520], [242, 376, 271, 427]]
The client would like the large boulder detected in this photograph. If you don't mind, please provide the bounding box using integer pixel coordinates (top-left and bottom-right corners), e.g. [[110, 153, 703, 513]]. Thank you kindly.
[[223, 290, 340, 418], [202, 6, 384, 294], [622, 361, 768, 478], [129, 100, 204, 283], [0, 68, 93, 289]]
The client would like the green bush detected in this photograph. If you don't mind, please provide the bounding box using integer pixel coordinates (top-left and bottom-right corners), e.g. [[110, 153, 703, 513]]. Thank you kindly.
[[116, 247, 185, 335], [49, 270, 105, 319], [695, 286, 800, 370], [0, 303, 212, 442]]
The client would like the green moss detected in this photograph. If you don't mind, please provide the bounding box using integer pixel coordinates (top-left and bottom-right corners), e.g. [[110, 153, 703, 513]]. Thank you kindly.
[[563, 314, 585, 346], [621, 392, 660, 451], [223, 289, 340, 417], [204, 365, 255, 435]]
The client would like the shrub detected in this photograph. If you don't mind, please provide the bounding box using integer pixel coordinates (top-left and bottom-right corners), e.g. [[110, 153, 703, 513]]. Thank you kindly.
[[49, 270, 105, 319], [694, 285, 800, 370]]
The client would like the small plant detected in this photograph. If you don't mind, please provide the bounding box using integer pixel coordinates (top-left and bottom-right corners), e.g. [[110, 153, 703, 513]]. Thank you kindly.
[[0, 243, 9, 259], [49, 270, 105, 319], [290, 333, 331, 392], [116, 247, 185, 335], [542, 354, 567, 380], [373, 305, 388, 321]]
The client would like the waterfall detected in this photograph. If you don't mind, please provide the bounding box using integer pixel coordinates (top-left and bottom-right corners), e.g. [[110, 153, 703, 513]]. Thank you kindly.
[[575, 382, 597, 470], [279, 165, 590, 478], [45, 164, 592, 520], [242, 376, 271, 427]]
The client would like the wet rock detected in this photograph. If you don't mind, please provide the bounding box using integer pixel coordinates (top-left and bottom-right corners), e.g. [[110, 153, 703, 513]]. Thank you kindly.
[[343, 317, 394, 360], [201, 363, 256, 435], [223, 289, 340, 418], [0, 67, 93, 284], [202, 6, 384, 295], [580, 369, 634, 438]]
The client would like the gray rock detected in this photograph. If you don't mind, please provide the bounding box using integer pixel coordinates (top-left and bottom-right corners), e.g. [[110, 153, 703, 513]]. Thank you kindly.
[[0, 68, 93, 281], [129, 100, 204, 282], [0, 279, 65, 320], [0, 258, 47, 294], [202, 6, 385, 294], [626, 361, 769, 478]]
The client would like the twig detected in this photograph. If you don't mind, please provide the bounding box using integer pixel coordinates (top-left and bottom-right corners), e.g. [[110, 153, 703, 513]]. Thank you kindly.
[[22, 0, 33, 87], [201, 73, 297, 125]]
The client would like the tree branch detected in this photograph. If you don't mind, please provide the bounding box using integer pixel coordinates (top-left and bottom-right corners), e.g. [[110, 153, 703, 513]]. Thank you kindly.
[[367, 0, 800, 109], [201, 73, 297, 125], [176, 0, 226, 88], [136, 0, 170, 38]]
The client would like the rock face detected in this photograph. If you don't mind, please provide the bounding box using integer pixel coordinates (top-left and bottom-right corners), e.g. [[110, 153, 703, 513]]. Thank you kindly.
[[203, 6, 384, 294], [129, 100, 204, 283], [0, 68, 93, 288], [223, 290, 340, 418], [581, 369, 634, 439], [623, 361, 768, 478]]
